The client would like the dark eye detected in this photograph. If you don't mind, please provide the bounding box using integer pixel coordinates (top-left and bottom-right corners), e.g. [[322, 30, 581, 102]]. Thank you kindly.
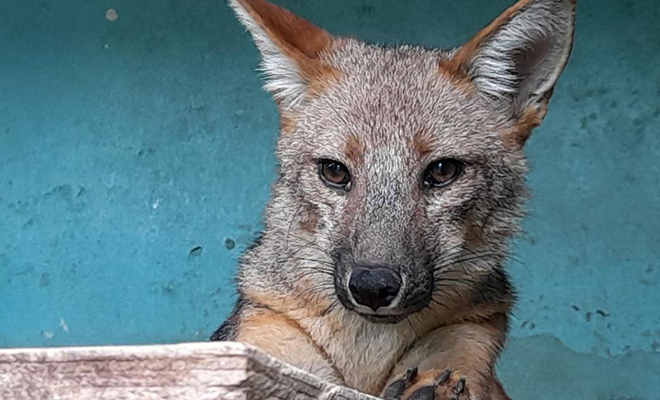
[[318, 159, 351, 190], [423, 159, 464, 188]]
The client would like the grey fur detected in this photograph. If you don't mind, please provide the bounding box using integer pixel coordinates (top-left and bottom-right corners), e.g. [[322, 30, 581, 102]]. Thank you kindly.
[[217, 0, 575, 395]]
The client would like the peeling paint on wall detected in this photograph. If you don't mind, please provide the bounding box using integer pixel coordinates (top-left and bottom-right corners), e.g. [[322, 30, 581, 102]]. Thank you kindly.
[[105, 8, 118, 22], [499, 335, 660, 400]]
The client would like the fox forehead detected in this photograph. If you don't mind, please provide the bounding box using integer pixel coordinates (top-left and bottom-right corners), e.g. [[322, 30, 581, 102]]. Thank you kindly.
[[290, 41, 501, 167]]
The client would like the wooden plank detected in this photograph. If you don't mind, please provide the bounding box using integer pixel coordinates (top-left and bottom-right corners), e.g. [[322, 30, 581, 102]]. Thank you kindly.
[[0, 342, 380, 400]]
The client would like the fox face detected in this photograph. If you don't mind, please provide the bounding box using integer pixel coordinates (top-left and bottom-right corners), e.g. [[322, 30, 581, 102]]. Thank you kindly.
[[230, 0, 575, 325], [275, 44, 530, 323]]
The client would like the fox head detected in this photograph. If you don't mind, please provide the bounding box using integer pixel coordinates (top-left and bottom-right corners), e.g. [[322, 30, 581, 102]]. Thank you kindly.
[[230, 0, 575, 324]]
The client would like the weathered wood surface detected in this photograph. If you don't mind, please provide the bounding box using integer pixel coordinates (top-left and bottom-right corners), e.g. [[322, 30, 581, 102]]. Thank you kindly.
[[0, 341, 380, 400]]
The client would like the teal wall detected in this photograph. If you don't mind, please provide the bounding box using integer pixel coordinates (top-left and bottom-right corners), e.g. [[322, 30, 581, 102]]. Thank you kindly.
[[1, 0, 658, 398]]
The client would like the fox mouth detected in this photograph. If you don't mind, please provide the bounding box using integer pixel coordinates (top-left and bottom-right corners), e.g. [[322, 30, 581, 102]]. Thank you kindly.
[[355, 312, 409, 324], [342, 301, 429, 324]]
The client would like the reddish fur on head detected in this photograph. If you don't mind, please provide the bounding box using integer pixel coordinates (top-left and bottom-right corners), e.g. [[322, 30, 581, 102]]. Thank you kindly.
[[230, 0, 341, 108]]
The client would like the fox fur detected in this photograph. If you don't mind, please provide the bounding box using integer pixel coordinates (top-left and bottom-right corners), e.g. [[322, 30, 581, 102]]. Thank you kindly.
[[212, 0, 576, 399]]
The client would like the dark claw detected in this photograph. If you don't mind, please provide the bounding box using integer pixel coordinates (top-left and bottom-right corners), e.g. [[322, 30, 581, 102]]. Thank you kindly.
[[383, 379, 408, 399], [436, 369, 452, 385], [406, 367, 420, 382], [408, 385, 436, 400], [383, 368, 419, 399], [453, 378, 466, 394]]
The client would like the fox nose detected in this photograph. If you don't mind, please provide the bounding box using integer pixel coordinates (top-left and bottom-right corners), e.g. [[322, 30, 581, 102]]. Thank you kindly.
[[348, 267, 402, 311]]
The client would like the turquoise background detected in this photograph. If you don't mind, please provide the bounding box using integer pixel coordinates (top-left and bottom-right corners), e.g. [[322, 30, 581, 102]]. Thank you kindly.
[[1, 0, 659, 398]]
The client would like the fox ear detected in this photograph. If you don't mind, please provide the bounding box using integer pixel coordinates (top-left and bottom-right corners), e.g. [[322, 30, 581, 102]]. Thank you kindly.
[[445, 0, 575, 142], [228, 0, 338, 110]]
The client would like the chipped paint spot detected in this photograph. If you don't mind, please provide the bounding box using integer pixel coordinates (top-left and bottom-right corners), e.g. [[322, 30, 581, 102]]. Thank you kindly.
[[41, 330, 54, 339], [224, 238, 235, 250], [39, 273, 50, 287], [189, 246, 203, 257], [59, 318, 69, 333], [105, 8, 118, 22]]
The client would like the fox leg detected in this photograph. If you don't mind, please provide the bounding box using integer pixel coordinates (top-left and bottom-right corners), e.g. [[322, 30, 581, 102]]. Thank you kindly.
[[232, 306, 344, 385], [381, 316, 511, 400]]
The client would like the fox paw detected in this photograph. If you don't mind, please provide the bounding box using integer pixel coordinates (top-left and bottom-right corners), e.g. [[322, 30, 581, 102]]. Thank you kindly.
[[382, 368, 469, 400]]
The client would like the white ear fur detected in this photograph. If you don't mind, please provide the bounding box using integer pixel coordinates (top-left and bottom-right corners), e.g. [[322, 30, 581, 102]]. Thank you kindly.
[[228, 0, 334, 111], [462, 0, 575, 110], [228, 1, 303, 108]]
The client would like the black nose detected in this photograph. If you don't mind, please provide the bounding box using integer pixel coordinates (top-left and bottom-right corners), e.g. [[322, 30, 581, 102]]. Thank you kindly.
[[348, 267, 402, 311]]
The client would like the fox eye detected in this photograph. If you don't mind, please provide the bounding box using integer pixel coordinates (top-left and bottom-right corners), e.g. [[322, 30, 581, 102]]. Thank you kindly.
[[318, 159, 351, 190], [423, 159, 464, 188]]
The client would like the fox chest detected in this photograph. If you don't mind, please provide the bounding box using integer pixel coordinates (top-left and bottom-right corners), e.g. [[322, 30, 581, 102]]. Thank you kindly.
[[318, 323, 411, 395]]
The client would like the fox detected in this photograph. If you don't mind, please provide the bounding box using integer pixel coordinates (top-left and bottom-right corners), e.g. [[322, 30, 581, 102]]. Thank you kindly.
[[211, 0, 576, 399]]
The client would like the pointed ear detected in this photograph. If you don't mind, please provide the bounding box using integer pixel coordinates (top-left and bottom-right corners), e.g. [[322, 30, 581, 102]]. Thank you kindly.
[[443, 0, 575, 144], [228, 0, 339, 110]]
